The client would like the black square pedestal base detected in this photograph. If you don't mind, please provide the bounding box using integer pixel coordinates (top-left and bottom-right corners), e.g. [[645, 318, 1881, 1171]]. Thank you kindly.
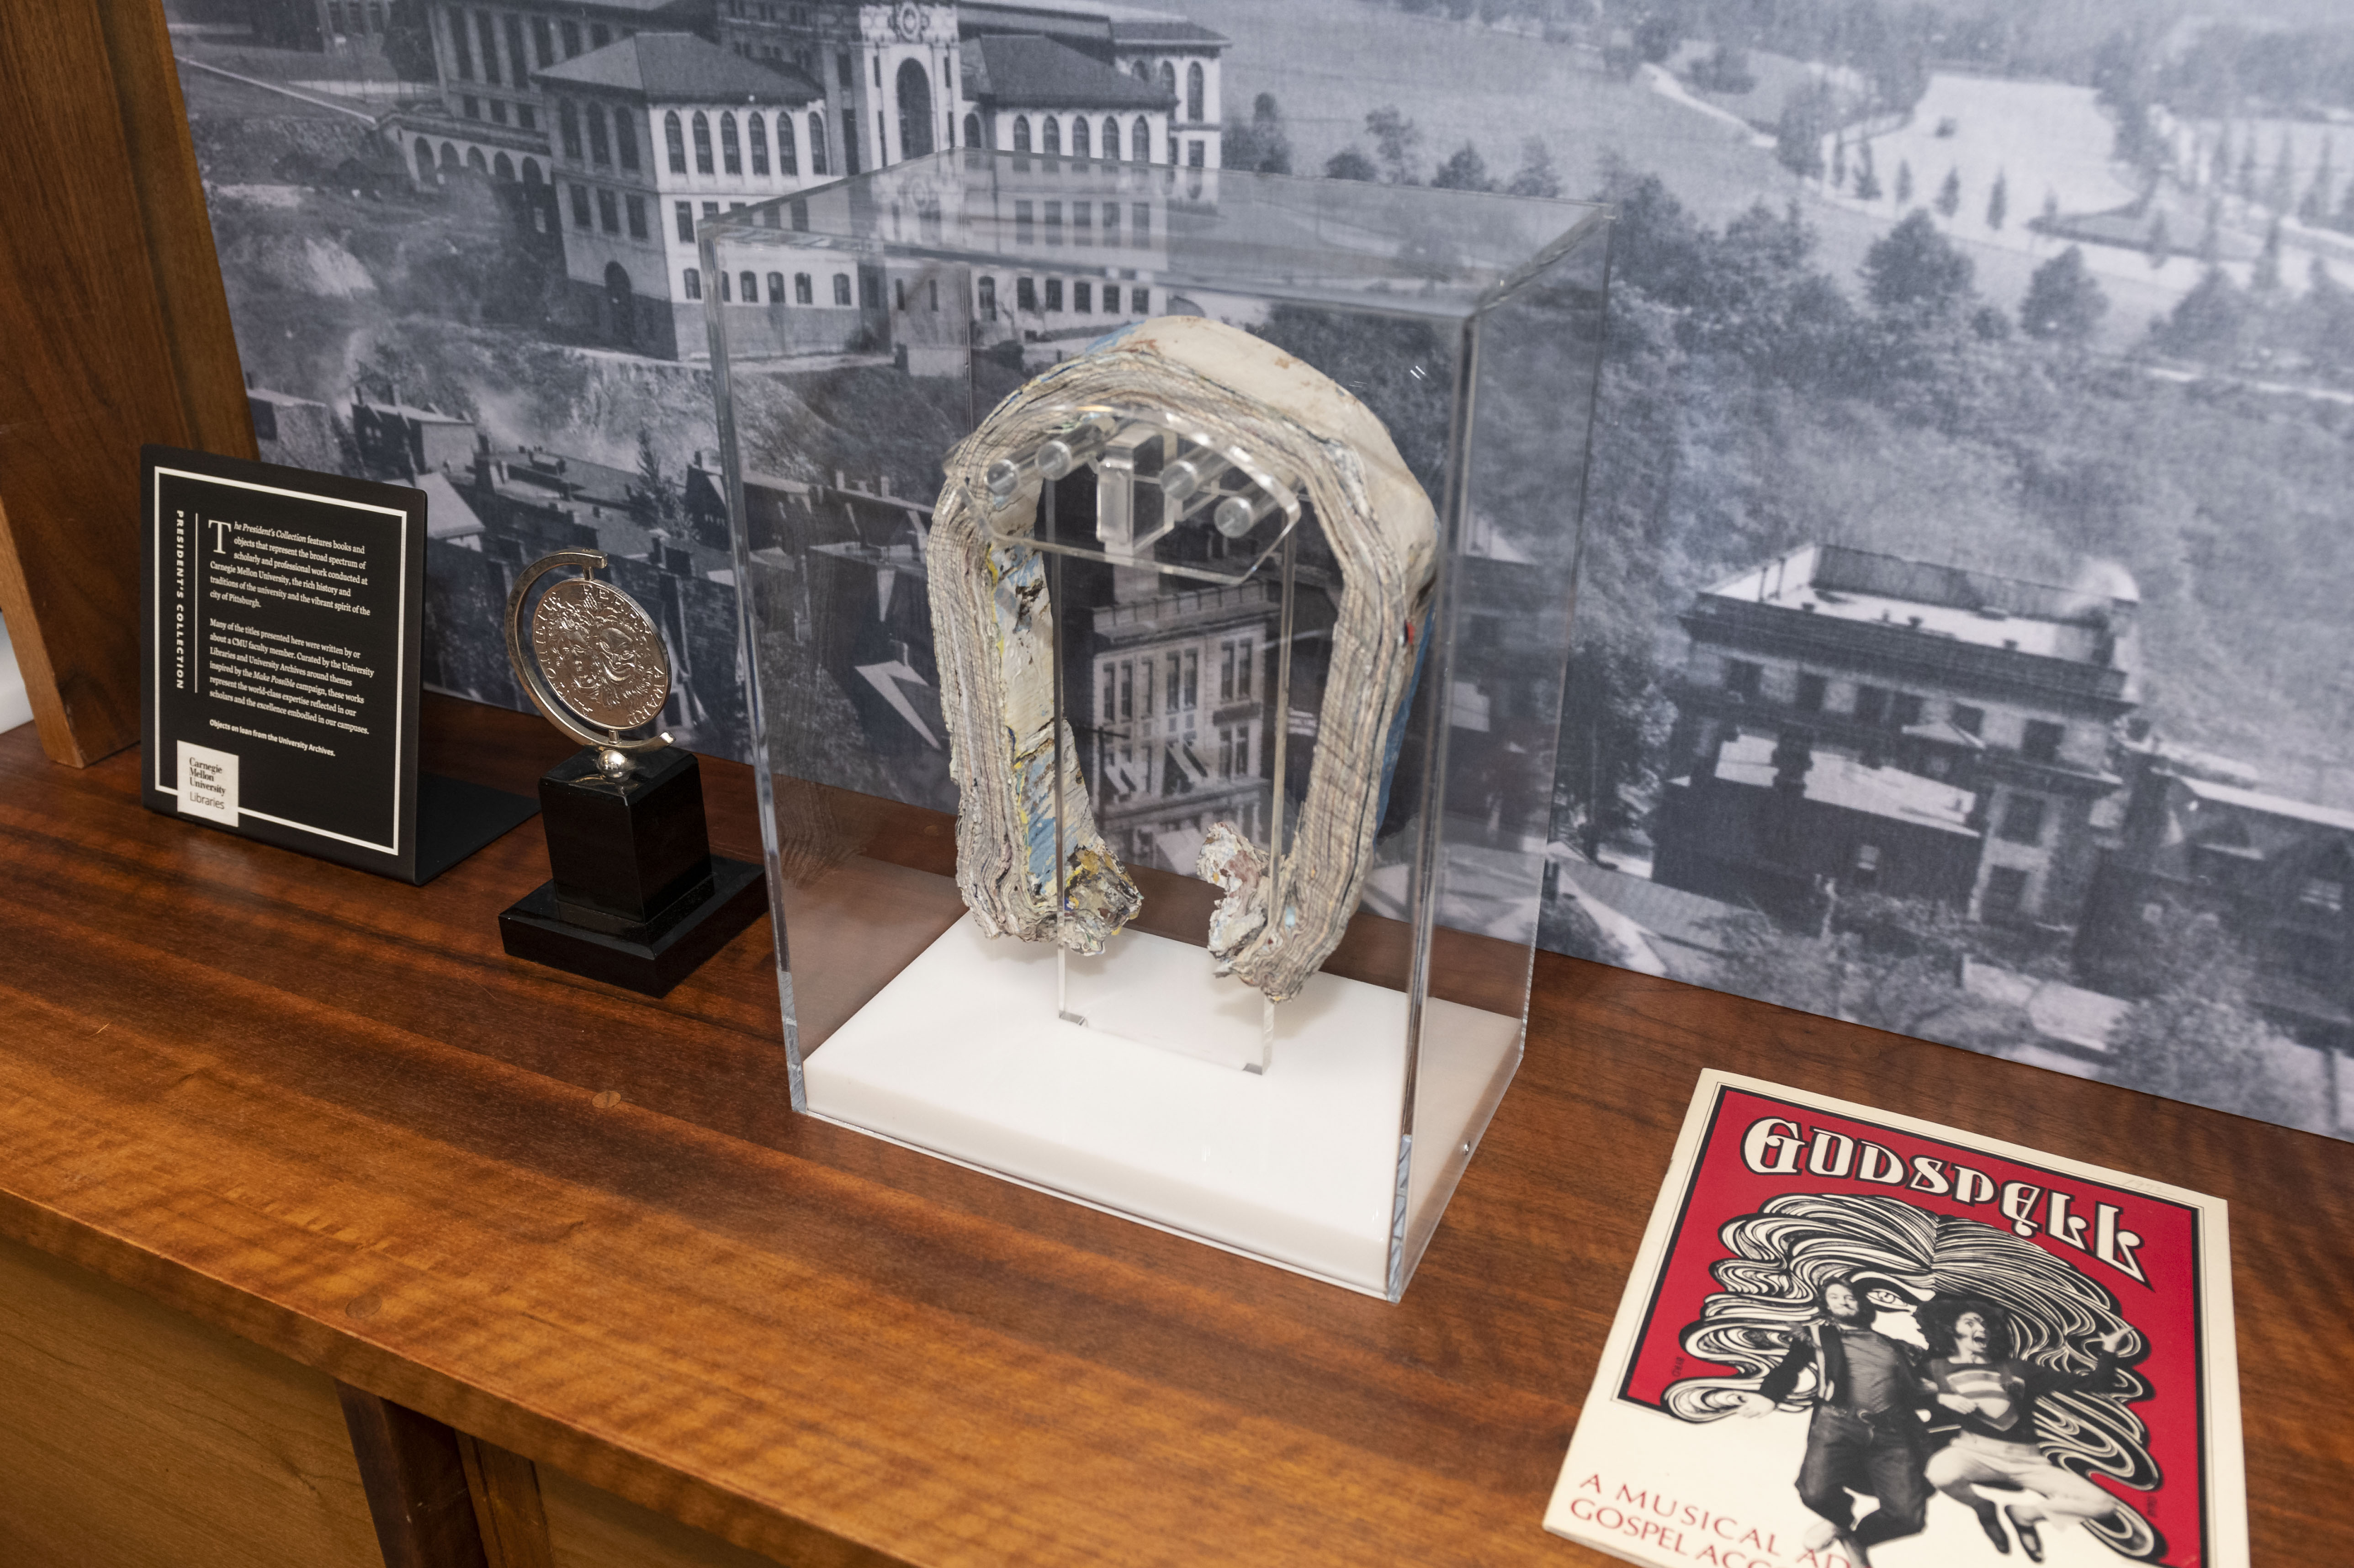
[[498, 855, 767, 996]]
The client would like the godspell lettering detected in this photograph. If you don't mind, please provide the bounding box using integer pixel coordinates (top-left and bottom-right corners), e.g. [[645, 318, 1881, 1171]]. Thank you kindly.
[[1739, 1116, 2147, 1285], [1564, 1475, 1787, 1565]]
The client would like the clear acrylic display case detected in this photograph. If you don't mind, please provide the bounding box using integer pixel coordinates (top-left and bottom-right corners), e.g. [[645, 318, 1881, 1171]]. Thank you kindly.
[[704, 151, 1609, 1299]]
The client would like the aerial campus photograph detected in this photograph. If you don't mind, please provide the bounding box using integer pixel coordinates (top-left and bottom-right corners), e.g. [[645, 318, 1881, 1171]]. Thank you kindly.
[[165, 0, 2354, 1139]]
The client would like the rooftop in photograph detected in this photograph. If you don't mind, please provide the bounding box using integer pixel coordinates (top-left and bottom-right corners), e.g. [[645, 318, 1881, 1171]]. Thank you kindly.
[[1106, 19, 1230, 46], [960, 0, 1225, 45], [965, 34, 1178, 108], [1701, 544, 2139, 667], [2179, 774, 2354, 836], [535, 32, 824, 104], [1707, 732, 1979, 834], [352, 397, 471, 427]]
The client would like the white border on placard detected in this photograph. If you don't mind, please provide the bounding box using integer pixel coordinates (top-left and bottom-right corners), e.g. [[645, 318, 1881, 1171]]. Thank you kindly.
[[1546, 1067, 2248, 1568], [151, 465, 410, 856]]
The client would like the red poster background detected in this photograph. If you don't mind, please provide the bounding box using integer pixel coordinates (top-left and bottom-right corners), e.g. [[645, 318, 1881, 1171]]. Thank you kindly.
[[1618, 1087, 2213, 1567]]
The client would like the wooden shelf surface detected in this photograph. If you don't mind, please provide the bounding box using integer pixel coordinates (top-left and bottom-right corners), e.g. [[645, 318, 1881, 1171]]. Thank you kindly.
[[0, 697, 2347, 1566]]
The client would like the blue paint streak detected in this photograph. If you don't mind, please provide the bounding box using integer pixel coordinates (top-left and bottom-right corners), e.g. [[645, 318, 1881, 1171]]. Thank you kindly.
[[1374, 620, 1430, 833]]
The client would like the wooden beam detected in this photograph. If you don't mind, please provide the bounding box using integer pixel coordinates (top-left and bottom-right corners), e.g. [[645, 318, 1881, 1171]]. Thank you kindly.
[[0, 0, 253, 768], [337, 1383, 494, 1568], [456, 1431, 558, 1568]]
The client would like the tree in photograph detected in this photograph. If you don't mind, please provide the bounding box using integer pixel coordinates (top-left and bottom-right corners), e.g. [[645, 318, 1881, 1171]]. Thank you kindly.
[[2041, 188, 2060, 230], [2265, 132, 2297, 213], [382, 0, 438, 81], [2198, 198, 2223, 264], [1831, 133, 1848, 192], [2103, 908, 2306, 1128], [1633, 10, 1680, 64], [1774, 85, 1831, 181], [2300, 136, 2334, 225], [1862, 209, 1976, 317], [1853, 141, 1881, 201], [2338, 173, 2354, 233], [1690, 42, 1755, 94], [1324, 147, 1377, 182], [1707, 896, 2032, 1050], [1985, 168, 2009, 230], [1365, 106, 1422, 185], [1894, 159, 1914, 206], [1432, 142, 1495, 191], [2146, 210, 2172, 269], [2091, 25, 2163, 174], [2253, 217, 2285, 295], [2237, 137, 2258, 202], [1506, 137, 1563, 198], [629, 429, 680, 531], [1223, 92, 1292, 175], [2020, 246, 2107, 341], [1935, 165, 1961, 219], [2304, 258, 2354, 366], [2208, 125, 2231, 191], [1555, 636, 1668, 860], [2150, 266, 2248, 360]]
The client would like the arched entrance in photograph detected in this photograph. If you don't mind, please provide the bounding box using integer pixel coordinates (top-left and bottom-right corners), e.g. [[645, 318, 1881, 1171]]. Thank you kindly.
[[896, 59, 934, 159], [414, 140, 434, 183], [605, 262, 635, 349]]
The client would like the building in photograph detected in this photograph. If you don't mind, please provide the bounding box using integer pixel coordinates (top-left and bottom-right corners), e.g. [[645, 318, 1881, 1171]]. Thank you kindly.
[[705, 151, 1180, 370], [247, 0, 398, 52], [377, 0, 1221, 360], [245, 378, 340, 473], [1653, 730, 1985, 920], [2079, 752, 2354, 1049], [1083, 577, 1277, 874], [351, 395, 477, 477], [739, 470, 945, 763], [1655, 544, 2141, 930], [539, 32, 828, 354]]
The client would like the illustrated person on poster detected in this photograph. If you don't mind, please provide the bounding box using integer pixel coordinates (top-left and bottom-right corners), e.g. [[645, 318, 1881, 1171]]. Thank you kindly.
[[1666, 1193, 2165, 1561], [1918, 1296, 2140, 1561], [1727, 1276, 1931, 1564]]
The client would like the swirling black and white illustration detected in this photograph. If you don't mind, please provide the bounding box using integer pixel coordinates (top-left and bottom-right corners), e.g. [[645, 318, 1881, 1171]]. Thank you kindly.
[[1663, 1193, 2163, 1559]]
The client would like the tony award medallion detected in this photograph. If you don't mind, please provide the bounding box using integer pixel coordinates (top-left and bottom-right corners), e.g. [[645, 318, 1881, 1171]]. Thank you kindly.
[[509, 556, 675, 775], [496, 551, 767, 995]]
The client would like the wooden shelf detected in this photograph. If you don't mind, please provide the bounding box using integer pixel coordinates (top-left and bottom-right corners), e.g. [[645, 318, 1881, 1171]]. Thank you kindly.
[[0, 696, 2346, 1565]]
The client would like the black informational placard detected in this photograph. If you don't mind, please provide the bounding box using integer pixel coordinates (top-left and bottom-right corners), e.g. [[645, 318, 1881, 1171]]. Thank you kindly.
[[141, 446, 535, 883]]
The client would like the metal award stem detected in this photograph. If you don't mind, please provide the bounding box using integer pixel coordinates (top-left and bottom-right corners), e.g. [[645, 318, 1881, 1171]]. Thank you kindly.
[[1048, 477, 1085, 1027], [1255, 529, 1300, 1075]]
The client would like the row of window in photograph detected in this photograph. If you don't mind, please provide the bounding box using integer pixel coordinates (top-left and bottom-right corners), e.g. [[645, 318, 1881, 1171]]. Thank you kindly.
[[454, 94, 537, 130], [1100, 636, 1258, 723], [416, 140, 547, 186], [1002, 114, 1162, 164], [444, 5, 609, 88], [1008, 199, 1157, 248], [681, 261, 1160, 317], [555, 103, 834, 181], [324, 1, 390, 37], [1097, 726, 1259, 803], [1721, 658, 2071, 763], [945, 112, 1203, 168]]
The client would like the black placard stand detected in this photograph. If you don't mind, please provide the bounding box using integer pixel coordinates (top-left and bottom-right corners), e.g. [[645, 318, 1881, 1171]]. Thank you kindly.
[[497, 746, 767, 995], [140, 446, 535, 883]]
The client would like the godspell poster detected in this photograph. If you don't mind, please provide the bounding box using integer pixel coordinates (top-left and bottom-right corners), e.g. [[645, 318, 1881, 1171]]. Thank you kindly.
[[1546, 1072, 2245, 1568]]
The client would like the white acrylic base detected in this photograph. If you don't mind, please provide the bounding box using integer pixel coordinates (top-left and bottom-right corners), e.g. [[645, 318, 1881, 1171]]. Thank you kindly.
[[803, 914, 1522, 1295]]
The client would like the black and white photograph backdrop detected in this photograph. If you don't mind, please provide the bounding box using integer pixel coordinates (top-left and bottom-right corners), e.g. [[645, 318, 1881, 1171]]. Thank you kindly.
[[169, 0, 2354, 1140]]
